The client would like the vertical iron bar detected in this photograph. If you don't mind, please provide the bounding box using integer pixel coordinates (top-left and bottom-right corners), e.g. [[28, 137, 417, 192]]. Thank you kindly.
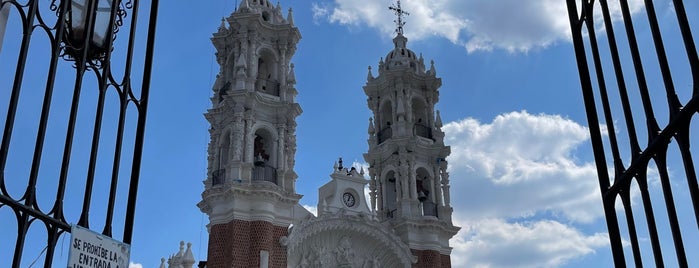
[[598, 0, 643, 158], [636, 167, 665, 267], [566, 0, 626, 266], [621, 192, 643, 266], [584, 5, 625, 176], [0, 0, 37, 196], [641, 0, 681, 117], [124, 0, 158, 244], [47, 0, 71, 225], [8, 1, 38, 266], [617, 0, 661, 139], [75, 0, 105, 229], [103, 90, 127, 237], [670, 0, 699, 96], [654, 148, 688, 266], [104, 0, 134, 237], [674, 126, 699, 229]]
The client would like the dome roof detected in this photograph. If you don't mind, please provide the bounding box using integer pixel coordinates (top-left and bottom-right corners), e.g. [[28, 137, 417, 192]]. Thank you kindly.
[[236, 0, 288, 24], [383, 34, 424, 73], [249, 0, 274, 8]]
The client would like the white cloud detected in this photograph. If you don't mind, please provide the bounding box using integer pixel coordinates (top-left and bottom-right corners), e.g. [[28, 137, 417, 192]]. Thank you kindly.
[[451, 218, 609, 268], [441, 111, 611, 267], [444, 111, 604, 223], [129, 262, 143, 268], [311, 0, 645, 52], [303, 204, 318, 216]]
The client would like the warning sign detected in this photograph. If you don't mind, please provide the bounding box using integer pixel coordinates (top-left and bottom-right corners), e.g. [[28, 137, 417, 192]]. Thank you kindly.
[[67, 225, 130, 268]]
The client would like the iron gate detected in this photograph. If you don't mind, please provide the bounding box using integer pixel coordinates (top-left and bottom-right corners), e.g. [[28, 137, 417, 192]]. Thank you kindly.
[[567, 0, 698, 266], [0, 0, 158, 267]]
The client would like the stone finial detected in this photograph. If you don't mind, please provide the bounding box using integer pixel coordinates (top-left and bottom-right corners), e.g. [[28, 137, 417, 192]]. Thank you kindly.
[[182, 242, 195, 268], [176, 241, 185, 257], [367, 66, 374, 80], [429, 60, 436, 75], [218, 18, 226, 32], [287, 8, 295, 26], [368, 117, 375, 134], [159, 258, 166, 268], [435, 110, 443, 128]]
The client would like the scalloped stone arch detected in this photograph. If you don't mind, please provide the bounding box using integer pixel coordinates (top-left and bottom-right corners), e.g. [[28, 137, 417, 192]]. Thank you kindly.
[[286, 215, 414, 267]]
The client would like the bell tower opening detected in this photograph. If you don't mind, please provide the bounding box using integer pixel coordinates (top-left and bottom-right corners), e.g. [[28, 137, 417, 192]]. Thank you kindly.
[[416, 167, 437, 217], [252, 128, 277, 184], [255, 49, 280, 96], [411, 97, 432, 140], [384, 170, 398, 218], [213, 130, 231, 186], [378, 100, 393, 144]]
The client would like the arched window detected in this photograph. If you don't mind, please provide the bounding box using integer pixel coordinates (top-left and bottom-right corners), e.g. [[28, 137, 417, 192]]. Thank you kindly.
[[378, 101, 393, 144], [255, 49, 279, 96], [213, 131, 230, 185], [384, 171, 398, 218], [411, 98, 432, 140], [416, 168, 437, 217], [252, 128, 277, 184]]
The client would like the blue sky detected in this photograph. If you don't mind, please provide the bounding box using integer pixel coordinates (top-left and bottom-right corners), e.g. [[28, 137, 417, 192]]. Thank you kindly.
[[1, 0, 698, 267]]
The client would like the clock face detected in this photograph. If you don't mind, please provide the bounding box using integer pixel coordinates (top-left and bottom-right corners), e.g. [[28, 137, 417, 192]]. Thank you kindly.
[[343, 192, 356, 207]]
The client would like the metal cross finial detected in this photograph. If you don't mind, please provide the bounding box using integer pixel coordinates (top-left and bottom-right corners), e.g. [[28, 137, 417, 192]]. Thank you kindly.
[[389, 0, 410, 35]]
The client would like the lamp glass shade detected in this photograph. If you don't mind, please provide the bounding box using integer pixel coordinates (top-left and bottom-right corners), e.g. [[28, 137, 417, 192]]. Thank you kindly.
[[70, 0, 112, 48]]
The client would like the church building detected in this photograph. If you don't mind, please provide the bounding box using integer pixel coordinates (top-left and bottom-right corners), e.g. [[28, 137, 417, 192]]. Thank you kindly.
[[194, 0, 460, 267]]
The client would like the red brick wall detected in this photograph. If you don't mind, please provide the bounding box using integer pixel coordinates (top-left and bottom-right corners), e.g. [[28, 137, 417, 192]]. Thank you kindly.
[[207, 220, 288, 268], [411, 249, 452, 268]]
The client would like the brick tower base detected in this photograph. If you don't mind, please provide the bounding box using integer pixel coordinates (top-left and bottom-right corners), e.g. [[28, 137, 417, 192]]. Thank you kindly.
[[207, 220, 288, 268], [411, 249, 452, 268]]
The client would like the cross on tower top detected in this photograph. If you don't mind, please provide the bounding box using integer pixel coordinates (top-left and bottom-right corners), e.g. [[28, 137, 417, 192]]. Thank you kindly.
[[389, 0, 410, 36]]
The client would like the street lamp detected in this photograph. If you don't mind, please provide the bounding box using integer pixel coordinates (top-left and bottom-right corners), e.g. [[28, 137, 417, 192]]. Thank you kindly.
[[63, 0, 122, 61]]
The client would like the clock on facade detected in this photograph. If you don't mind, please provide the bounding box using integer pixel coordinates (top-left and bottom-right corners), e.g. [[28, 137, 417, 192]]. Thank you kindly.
[[342, 192, 356, 207]]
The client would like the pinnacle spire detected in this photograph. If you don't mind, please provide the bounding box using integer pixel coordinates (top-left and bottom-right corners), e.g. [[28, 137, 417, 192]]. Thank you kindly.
[[287, 8, 295, 25], [389, 0, 409, 36]]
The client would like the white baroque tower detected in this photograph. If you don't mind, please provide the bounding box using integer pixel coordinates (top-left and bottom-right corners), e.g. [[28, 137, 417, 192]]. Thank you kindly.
[[363, 7, 460, 265], [197, 1, 310, 267]]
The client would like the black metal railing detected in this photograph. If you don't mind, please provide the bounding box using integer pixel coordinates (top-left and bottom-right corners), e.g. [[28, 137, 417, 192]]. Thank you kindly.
[[0, 0, 159, 267], [414, 123, 432, 140], [253, 164, 277, 184], [422, 200, 437, 217], [212, 169, 225, 186], [377, 126, 392, 144], [567, 0, 698, 266]]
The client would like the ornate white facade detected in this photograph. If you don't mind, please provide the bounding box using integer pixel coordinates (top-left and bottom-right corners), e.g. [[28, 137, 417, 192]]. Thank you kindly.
[[195, 1, 459, 267]]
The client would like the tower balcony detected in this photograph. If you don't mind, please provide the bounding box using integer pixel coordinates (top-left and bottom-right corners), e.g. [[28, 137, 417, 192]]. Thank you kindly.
[[212, 169, 225, 186], [253, 161, 278, 184], [413, 123, 433, 140], [255, 78, 280, 96], [377, 126, 393, 144]]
